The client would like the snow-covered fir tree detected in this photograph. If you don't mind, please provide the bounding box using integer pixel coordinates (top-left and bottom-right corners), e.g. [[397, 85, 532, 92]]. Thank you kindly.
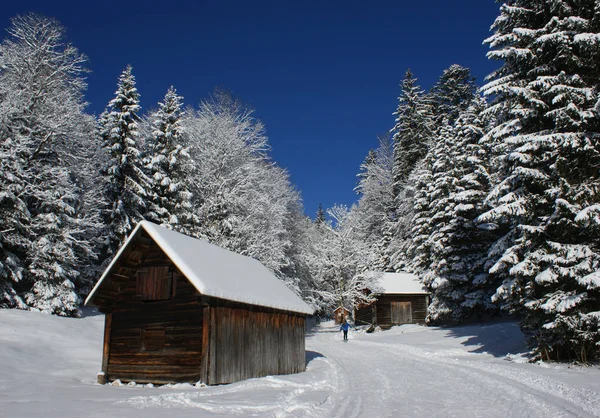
[[420, 100, 500, 324], [390, 69, 434, 193], [315, 203, 327, 225], [388, 69, 435, 271], [145, 87, 197, 235], [400, 158, 434, 274], [0, 141, 29, 309], [428, 64, 477, 129], [0, 14, 102, 315], [480, 0, 600, 361], [100, 66, 151, 256]]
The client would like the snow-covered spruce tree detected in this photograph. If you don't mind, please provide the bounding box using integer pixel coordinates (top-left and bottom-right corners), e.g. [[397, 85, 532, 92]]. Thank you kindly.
[[390, 69, 434, 193], [420, 100, 500, 324], [0, 145, 29, 308], [145, 87, 197, 235], [311, 205, 376, 312], [100, 66, 151, 255], [400, 156, 434, 274], [315, 204, 327, 225], [480, 0, 600, 361], [353, 134, 395, 271], [428, 64, 477, 129], [0, 14, 101, 315], [388, 70, 435, 271], [401, 65, 478, 278]]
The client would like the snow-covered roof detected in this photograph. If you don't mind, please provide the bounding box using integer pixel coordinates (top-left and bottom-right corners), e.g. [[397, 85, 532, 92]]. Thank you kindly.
[[85, 221, 314, 315], [374, 272, 428, 295]]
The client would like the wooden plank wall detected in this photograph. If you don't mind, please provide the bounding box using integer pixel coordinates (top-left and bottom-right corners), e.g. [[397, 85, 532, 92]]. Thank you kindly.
[[100, 234, 205, 384], [376, 294, 428, 326], [354, 306, 374, 325], [136, 266, 171, 301], [106, 276, 204, 384], [208, 307, 306, 385]]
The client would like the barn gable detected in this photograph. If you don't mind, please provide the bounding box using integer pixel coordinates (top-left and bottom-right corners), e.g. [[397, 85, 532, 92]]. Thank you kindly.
[[86, 221, 313, 315]]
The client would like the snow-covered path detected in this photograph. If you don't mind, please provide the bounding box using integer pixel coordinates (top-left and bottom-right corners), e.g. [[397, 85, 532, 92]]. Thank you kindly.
[[1, 310, 599, 417], [312, 323, 599, 417]]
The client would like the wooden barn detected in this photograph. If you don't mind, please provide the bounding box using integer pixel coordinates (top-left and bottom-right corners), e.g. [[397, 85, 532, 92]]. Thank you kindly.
[[333, 306, 351, 324], [85, 221, 313, 385], [354, 272, 430, 327]]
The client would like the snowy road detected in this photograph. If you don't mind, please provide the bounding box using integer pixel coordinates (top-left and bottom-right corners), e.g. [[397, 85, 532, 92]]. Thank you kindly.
[[311, 323, 600, 418], [1, 311, 599, 417]]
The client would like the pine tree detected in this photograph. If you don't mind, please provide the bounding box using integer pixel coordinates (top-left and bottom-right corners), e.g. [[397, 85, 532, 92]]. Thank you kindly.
[[145, 87, 196, 235], [402, 157, 434, 274], [391, 69, 434, 194], [429, 64, 477, 129], [100, 66, 151, 255], [421, 100, 500, 323], [388, 70, 434, 271], [0, 154, 29, 308], [315, 204, 327, 225], [480, 0, 600, 361], [279, 201, 317, 299], [0, 14, 101, 315]]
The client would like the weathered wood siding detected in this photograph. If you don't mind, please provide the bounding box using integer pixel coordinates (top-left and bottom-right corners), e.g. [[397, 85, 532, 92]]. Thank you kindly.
[[91, 228, 307, 385], [106, 276, 204, 384], [97, 231, 205, 384], [354, 305, 374, 325], [208, 307, 306, 385], [376, 294, 428, 326]]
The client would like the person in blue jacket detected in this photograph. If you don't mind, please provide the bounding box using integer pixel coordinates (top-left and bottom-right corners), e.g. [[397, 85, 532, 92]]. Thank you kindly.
[[340, 318, 352, 341]]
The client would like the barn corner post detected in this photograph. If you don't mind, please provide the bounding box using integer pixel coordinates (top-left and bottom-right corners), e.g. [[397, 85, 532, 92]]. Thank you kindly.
[[200, 305, 211, 385], [99, 313, 112, 384], [372, 303, 377, 327]]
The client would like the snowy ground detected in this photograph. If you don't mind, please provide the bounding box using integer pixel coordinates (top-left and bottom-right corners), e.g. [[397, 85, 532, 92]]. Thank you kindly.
[[1, 309, 599, 417]]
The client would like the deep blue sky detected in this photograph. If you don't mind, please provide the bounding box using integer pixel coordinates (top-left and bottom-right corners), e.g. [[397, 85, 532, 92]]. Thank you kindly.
[[1, 1, 501, 218]]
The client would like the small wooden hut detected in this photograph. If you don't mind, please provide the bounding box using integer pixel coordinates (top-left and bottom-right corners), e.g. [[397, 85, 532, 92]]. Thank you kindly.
[[333, 306, 351, 324], [354, 272, 429, 327], [85, 221, 313, 385]]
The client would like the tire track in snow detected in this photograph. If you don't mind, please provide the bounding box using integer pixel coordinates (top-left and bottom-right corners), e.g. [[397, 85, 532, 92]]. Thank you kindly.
[[312, 330, 415, 418], [115, 324, 598, 417], [353, 339, 600, 418]]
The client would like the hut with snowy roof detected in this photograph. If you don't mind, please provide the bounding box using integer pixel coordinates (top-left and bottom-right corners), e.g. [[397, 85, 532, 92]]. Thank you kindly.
[[85, 221, 313, 385], [333, 306, 351, 324], [354, 272, 430, 327]]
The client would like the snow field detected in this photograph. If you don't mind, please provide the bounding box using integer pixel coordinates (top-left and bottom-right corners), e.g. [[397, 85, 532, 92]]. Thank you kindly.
[[0, 311, 599, 417]]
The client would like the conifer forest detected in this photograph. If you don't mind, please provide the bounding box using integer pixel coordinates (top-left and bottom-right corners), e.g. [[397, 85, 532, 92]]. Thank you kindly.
[[1, 2, 599, 363]]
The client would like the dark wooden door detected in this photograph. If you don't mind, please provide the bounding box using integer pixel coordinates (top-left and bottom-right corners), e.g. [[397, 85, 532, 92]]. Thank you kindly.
[[391, 301, 412, 324]]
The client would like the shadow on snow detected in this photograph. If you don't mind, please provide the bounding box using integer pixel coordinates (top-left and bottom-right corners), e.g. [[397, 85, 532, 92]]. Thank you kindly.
[[441, 321, 527, 358], [305, 350, 325, 366]]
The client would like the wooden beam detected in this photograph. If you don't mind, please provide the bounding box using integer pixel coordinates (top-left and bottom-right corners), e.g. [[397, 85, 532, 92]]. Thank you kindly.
[[101, 313, 112, 378], [201, 306, 210, 384]]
